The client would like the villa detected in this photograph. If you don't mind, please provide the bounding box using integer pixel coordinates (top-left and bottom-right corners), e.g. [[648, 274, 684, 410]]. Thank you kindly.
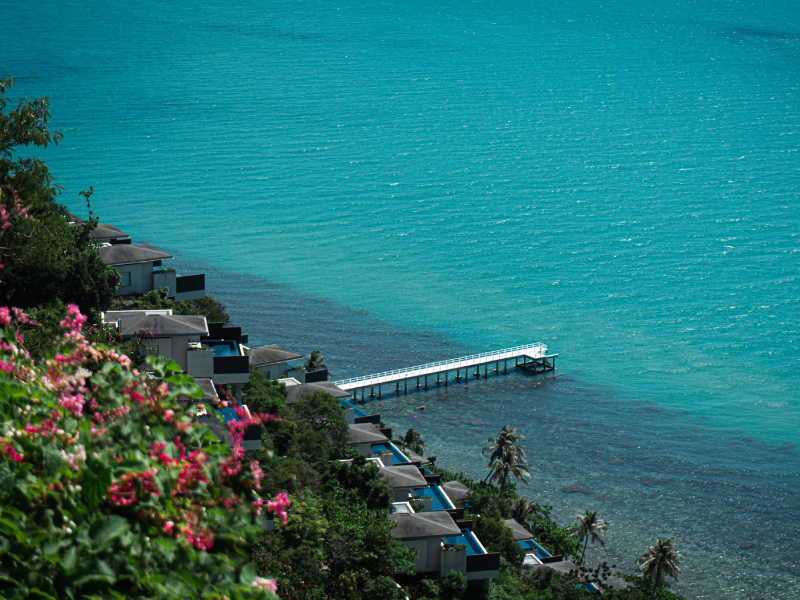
[[98, 242, 205, 302], [247, 344, 304, 380], [390, 512, 500, 588], [103, 310, 250, 402]]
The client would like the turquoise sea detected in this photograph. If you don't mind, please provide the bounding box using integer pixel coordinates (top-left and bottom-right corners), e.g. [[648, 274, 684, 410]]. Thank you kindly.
[[3, 0, 799, 596]]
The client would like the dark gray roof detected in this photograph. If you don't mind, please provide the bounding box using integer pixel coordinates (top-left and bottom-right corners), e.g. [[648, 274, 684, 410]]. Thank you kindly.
[[98, 243, 173, 266], [194, 378, 219, 401], [442, 481, 472, 503], [286, 382, 350, 405], [389, 512, 461, 540], [405, 449, 430, 465], [68, 214, 85, 225], [347, 423, 389, 445], [118, 314, 208, 337], [249, 345, 303, 366], [91, 223, 129, 241], [504, 519, 534, 541], [379, 465, 428, 489]]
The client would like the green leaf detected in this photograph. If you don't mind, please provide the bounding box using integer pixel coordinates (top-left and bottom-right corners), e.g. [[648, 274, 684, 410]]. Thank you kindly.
[[91, 515, 130, 550], [61, 546, 77, 571], [43, 445, 61, 476], [240, 562, 257, 587], [27, 589, 57, 600], [0, 462, 14, 491], [178, 570, 204, 589], [82, 458, 111, 511], [152, 538, 176, 551]]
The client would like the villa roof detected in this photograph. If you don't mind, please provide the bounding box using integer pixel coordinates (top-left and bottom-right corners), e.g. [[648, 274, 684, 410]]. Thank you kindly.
[[388, 512, 461, 540], [194, 378, 219, 402], [347, 423, 389, 445], [442, 481, 472, 503], [98, 243, 173, 266], [504, 519, 535, 541], [91, 223, 129, 241], [405, 449, 431, 465], [379, 465, 428, 489], [249, 345, 304, 367], [118, 314, 208, 337], [286, 382, 350, 405]]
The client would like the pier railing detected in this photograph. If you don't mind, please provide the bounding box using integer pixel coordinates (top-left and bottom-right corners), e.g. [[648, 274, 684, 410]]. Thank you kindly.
[[333, 343, 547, 389]]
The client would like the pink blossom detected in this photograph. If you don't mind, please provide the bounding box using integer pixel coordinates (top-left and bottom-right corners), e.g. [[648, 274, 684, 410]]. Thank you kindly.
[[252, 577, 277, 592]]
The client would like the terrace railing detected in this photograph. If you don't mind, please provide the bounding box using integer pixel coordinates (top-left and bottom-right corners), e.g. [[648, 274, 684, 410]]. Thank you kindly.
[[333, 343, 547, 389]]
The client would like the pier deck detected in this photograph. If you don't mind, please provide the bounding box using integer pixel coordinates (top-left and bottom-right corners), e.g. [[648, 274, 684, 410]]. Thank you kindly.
[[334, 343, 556, 399]]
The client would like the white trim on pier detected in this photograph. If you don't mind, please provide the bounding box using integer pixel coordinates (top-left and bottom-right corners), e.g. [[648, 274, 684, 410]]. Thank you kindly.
[[333, 343, 550, 392]]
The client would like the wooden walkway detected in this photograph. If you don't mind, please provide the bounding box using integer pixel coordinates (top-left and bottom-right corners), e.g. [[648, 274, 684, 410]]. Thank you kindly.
[[333, 343, 557, 399]]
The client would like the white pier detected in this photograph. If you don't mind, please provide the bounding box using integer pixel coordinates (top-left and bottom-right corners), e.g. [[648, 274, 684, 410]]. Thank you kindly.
[[334, 343, 557, 400]]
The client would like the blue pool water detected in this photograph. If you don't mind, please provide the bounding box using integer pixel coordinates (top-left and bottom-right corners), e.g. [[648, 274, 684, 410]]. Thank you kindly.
[[446, 530, 485, 556], [371, 443, 411, 465], [519, 538, 553, 559], [4, 0, 800, 595], [203, 340, 239, 357], [341, 399, 368, 418], [414, 484, 456, 511]]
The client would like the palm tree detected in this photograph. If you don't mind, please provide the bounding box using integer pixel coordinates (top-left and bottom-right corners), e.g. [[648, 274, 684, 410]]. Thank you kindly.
[[636, 538, 683, 598], [485, 446, 530, 490], [394, 428, 427, 455], [511, 497, 534, 523], [481, 425, 528, 485], [571, 511, 609, 564], [304, 350, 328, 373]]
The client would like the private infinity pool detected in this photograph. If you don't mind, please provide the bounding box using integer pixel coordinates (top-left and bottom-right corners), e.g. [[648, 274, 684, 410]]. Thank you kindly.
[[203, 340, 240, 356], [518, 538, 551, 558], [445, 530, 485, 555], [341, 399, 368, 418], [413, 483, 455, 510], [371, 442, 411, 464]]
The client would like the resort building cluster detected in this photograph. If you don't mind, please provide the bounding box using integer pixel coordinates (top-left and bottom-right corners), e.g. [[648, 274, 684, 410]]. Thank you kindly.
[[89, 218, 581, 591]]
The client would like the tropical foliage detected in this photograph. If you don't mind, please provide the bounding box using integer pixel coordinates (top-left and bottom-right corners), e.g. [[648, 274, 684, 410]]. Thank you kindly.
[[481, 425, 530, 489], [572, 511, 609, 564], [636, 538, 683, 596], [0, 304, 283, 599], [303, 350, 327, 373], [394, 427, 427, 455]]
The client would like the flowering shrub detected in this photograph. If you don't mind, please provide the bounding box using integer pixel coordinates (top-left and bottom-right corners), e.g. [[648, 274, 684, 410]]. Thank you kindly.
[[0, 305, 286, 599]]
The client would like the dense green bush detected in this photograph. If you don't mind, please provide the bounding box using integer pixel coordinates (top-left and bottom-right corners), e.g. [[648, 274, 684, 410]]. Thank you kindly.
[[0, 305, 284, 599], [440, 570, 468, 600]]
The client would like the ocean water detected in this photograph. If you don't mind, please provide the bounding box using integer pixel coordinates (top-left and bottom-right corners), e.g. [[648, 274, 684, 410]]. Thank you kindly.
[[3, 0, 800, 596]]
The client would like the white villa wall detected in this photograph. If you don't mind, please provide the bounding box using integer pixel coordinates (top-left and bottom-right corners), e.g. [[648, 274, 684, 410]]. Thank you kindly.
[[187, 349, 214, 378], [391, 487, 413, 503], [256, 361, 288, 380], [144, 336, 191, 371], [114, 262, 154, 297]]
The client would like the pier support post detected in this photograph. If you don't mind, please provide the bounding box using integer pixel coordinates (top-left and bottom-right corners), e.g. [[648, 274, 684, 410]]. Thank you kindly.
[[504, 360, 508, 374], [445, 371, 448, 387], [424, 375, 427, 391], [396, 381, 399, 393], [370, 387, 374, 398], [436, 374, 440, 384], [416, 378, 420, 388], [484, 364, 488, 378], [404, 379, 407, 394], [378, 386, 381, 399]]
